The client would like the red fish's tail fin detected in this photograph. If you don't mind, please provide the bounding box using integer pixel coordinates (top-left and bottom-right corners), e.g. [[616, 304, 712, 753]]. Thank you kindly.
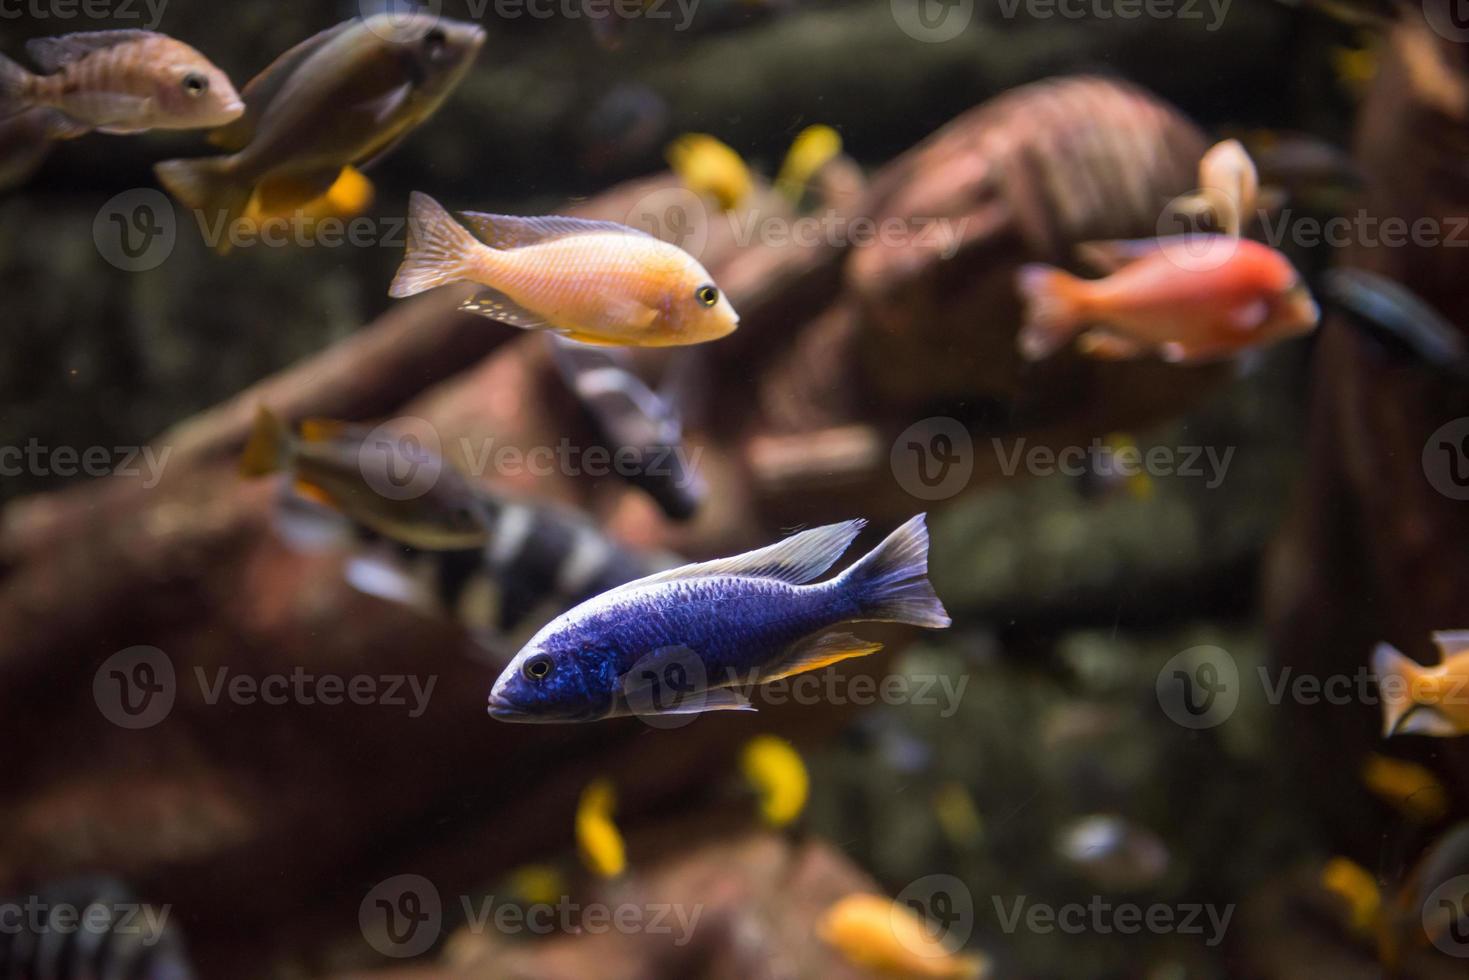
[[389, 191, 481, 298], [840, 513, 951, 630], [1016, 263, 1089, 361], [0, 53, 34, 120], [1373, 642, 1427, 738]]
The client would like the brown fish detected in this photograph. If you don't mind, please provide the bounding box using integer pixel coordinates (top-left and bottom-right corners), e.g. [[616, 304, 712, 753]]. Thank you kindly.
[[0, 30, 242, 140], [154, 14, 483, 254]]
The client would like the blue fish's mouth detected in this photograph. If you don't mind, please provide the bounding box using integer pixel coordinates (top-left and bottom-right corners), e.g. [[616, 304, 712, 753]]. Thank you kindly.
[[486, 692, 531, 722]]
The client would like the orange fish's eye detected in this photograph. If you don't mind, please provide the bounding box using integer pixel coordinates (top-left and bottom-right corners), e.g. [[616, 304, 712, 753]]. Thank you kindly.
[[695, 284, 719, 308], [523, 654, 555, 682], [181, 72, 208, 97]]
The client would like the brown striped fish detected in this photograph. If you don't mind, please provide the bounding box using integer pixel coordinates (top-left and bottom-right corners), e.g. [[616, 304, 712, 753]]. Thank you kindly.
[[0, 30, 242, 140]]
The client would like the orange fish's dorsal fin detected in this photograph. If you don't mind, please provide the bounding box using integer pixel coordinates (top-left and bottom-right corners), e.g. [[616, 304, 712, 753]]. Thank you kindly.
[[458, 211, 654, 250], [25, 30, 159, 72], [1075, 238, 1167, 274], [1431, 631, 1469, 662], [461, 290, 551, 330], [760, 632, 882, 684], [298, 418, 348, 444]]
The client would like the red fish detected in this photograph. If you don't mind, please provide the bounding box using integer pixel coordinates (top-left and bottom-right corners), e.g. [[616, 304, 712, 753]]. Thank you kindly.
[[1016, 235, 1319, 364]]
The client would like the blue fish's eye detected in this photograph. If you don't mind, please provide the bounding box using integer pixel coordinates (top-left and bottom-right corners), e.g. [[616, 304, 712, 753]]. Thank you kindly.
[[523, 654, 555, 682]]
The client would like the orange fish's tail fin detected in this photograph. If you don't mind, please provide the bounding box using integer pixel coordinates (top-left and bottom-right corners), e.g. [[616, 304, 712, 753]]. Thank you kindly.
[[154, 156, 250, 255], [389, 191, 481, 298], [1016, 263, 1089, 361], [1374, 642, 1427, 738], [240, 405, 291, 477], [0, 53, 34, 120]]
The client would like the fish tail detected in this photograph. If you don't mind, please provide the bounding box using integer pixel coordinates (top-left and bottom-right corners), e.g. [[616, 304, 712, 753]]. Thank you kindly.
[[1373, 642, 1424, 737], [839, 513, 951, 629], [154, 156, 250, 254], [240, 405, 291, 477], [1016, 263, 1089, 360], [389, 191, 482, 298], [0, 52, 35, 119]]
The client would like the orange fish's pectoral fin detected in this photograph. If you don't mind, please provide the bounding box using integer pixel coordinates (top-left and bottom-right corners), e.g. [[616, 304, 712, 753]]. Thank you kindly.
[[254, 169, 343, 216], [1431, 631, 1469, 661], [460, 290, 552, 331], [1077, 330, 1147, 361], [760, 632, 883, 684], [1075, 238, 1167, 274], [37, 109, 92, 141]]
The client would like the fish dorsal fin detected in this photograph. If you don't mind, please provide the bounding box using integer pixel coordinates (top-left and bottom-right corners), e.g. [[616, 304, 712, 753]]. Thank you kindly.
[[1075, 238, 1168, 274], [210, 19, 357, 149], [760, 631, 882, 684], [1398, 706, 1460, 738], [1431, 630, 1469, 661], [26, 30, 160, 72], [460, 289, 552, 330], [606, 520, 866, 597], [458, 211, 653, 250]]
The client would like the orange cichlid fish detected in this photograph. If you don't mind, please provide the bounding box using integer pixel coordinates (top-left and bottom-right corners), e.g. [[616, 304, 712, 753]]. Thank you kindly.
[[154, 14, 482, 253], [1374, 632, 1469, 738], [390, 191, 740, 347], [0, 30, 242, 140], [1016, 235, 1319, 364], [818, 893, 989, 979]]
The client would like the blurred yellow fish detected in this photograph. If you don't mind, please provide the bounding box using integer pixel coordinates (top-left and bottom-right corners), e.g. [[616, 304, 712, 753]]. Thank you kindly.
[[818, 893, 988, 979], [740, 735, 808, 828], [0, 30, 242, 139], [775, 124, 843, 204], [390, 191, 739, 348], [235, 165, 375, 240], [666, 133, 752, 211], [506, 864, 568, 906], [1374, 631, 1469, 737], [576, 778, 626, 878], [1362, 753, 1449, 823], [932, 782, 984, 850], [1321, 856, 1381, 937], [1333, 40, 1378, 98]]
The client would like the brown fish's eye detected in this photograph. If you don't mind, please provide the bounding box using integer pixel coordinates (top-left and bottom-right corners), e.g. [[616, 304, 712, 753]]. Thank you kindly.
[[696, 284, 719, 308], [181, 72, 208, 97], [524, 654, 555, 682]]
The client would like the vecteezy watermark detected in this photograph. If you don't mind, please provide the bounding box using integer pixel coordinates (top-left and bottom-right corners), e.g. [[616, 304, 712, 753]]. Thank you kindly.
[[1423, 0, 1469, 43], [0, 440, 171, 488], [891, 417, 975, 502], [0, 895, 172, 947], [359, 874, 705, 959], [1155, 645, 1240, 730], [896, 875, 975, 957], [1423, 874, 1469, 957], [0, 0, 167, 27], [891, 0, 975, 42], [1423, 417, 1469, 501], [94, 189, 176, 272], [992, 895, 1234, 946], [993, 0, 1230, 30], [93, 647, 437, 729], [993, 438, 1235, 489]]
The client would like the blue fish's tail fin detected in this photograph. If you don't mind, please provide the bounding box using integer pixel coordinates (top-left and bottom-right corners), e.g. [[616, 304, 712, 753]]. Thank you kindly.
[[840, 514, 951, 629]]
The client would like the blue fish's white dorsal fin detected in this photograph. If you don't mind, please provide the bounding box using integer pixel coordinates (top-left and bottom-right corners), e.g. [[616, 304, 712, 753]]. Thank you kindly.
[[26, 30, 160, 72], [458, 211, 654, 250], [1431, 630, 1469, 661], [608, 519, 867, 595]]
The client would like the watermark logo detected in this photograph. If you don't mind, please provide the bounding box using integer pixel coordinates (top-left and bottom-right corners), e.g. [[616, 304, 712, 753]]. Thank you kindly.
[[93, 645, 176, 730], [993, 437, 1234, 488], [1154, 189, 1239, 273], [1424, 0, 1469, 42], [94, 189, 175, 272], [895, 874, 974, 956], [892, 0, 973, 42], [622, 645, 710, 730], [892, 417, 974, 501], [1423, 418, 1469, 501], [1424, 874, 1469, 957], [0, 0, 168, 28], [995, 0, 1231, 30], [624, 187, 711, 259], [992, 894, 1233, 945], [359, 417, 445, 502], [360, 874, 442, 958], [0, 895, 172, 947], [1155, 645, 1239, 729]]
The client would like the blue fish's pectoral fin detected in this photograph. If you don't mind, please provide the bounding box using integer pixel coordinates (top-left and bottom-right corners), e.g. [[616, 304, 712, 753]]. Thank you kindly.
[[760, 632, 883, 684], [600, 519, 866, 597], [1397, 706, 1460, 738], [652, 687, 756, 715], [458, 211, 657, 249], [460, 289, 551, 330], [1431, 631, 1469, 661]]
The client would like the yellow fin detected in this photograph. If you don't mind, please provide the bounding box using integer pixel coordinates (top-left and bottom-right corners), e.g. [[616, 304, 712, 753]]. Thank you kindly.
[[761, 632, 882, 683], [298, 418, 348, 444], [292, 479, 337, 510], [240, 405, 288, 476], [558, 331, 625, 347]]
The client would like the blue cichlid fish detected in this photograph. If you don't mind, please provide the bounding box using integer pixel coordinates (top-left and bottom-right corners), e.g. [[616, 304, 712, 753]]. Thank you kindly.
[[487, 514, 951, 723]]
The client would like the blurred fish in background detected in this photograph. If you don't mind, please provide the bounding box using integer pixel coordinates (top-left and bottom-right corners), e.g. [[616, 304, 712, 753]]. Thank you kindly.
[[576, 83, 669, 177], [1055, 814, 1171, 892], [1374, 631, 1469, 738], [818, 893, 989, 979], [666, 132, 753, 212], [0, 107, 56, 191]]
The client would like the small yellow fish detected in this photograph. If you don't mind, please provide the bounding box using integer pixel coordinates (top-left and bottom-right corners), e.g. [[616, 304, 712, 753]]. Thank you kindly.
[[576, 778, 626, 879], [506, 864, 568, 906], [1333, 41, 1378, 98], [932, 782, 984, 850], [740, 735, 809, 828], [391, 191, 739, 348], [236, 165, 375, 240], [1374, 632, 1469, 737], [666, 133, 752, 211], [1362, 753, 1449, 823], [1321, 856, 1382, 936], [0, 30, 242, 140], [775, 124, 843, 204], [818, 893, 988, 979]]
